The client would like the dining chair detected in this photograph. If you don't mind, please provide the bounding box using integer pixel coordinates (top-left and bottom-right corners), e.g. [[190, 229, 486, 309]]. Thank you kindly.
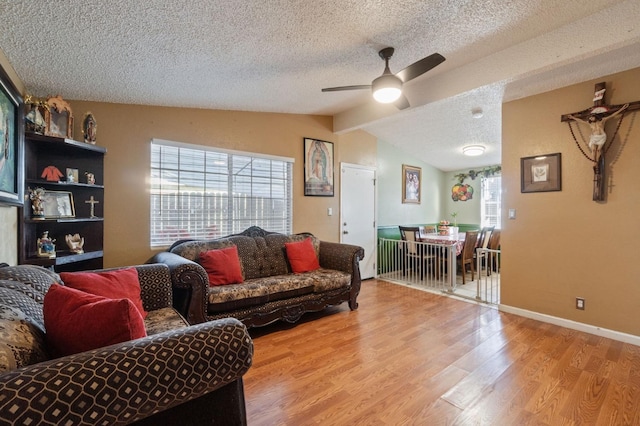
[[399, 226, 436, 280], [457, 230, 479, 284], [476, 226, 495, 250], [474, 229, 500, 275], [486, 229, 501, 273]]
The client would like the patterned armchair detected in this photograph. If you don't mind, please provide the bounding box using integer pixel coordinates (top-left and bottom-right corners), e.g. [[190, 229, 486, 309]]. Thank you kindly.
[[0, 263, 253, 425]]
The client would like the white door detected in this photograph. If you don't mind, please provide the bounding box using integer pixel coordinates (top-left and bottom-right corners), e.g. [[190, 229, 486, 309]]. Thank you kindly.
[[340, 163, 376, 279]]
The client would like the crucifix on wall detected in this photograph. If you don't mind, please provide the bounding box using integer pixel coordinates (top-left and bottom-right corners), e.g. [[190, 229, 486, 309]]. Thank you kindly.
[[560, 82, 640, 201]]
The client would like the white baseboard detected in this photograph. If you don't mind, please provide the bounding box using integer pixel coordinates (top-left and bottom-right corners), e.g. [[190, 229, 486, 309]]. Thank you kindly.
[[499, 304, 640, 346]]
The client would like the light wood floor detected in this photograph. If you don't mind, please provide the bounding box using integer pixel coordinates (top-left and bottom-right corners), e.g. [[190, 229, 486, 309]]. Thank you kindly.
[[244, 279, 640, 425]]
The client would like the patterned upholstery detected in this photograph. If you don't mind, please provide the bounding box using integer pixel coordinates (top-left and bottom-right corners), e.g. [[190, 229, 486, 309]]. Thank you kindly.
[[0, 264, 253, 425], [152, 226, 364, 327], [170, 233, 318, 280]]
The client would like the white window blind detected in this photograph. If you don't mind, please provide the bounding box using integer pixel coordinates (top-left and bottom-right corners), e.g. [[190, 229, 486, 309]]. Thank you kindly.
[[481, 176, 501, 229], [150, 140, 293, 247]]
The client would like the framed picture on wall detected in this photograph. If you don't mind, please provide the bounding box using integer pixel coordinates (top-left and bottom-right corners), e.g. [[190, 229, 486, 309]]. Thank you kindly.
[[402, 164, 421, 204], [304, 138, 334, 196], [0, 61, 24, 207], [521, 153, 561, 193]]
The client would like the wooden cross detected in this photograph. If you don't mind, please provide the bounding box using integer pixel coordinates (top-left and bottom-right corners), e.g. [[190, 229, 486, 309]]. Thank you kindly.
[[85, 196, 100, 218], [560, 82, 640, 201]]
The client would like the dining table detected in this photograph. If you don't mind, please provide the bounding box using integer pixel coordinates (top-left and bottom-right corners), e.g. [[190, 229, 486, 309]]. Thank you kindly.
[[416, 231, 466, 289], [419, 232, 465, 256]]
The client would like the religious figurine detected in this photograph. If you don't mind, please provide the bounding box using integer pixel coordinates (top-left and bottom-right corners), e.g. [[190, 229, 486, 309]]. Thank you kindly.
[[24, 95, 47, 134], [567, 103, 629, 155], [65, 233, 84, 254], [37, 231, 56, 258], [562, 80, 640, 202], [85, 195, 99, 218], [82, 112, 97, 144], [85, 172, 95, 185], [28, 187, 46, 218]]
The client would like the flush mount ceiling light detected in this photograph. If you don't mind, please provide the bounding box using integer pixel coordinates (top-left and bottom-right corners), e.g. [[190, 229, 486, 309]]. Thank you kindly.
[[463, 145, 485, 156], [471, 108, 484, 118]]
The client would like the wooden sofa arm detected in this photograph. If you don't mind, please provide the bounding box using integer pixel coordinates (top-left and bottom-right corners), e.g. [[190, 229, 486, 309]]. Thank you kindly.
[[0, 318, 253, 425], [147, 252, 208, 324]]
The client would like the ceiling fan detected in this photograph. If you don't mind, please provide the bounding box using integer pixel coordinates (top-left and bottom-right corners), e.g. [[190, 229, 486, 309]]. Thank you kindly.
[[322, 47, 445, 110]]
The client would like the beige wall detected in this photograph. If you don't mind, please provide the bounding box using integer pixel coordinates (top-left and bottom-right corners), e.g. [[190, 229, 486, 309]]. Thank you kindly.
[[376, 138, 445, 226], [502, 67, 640, 336], [68, 101, 376, 267]]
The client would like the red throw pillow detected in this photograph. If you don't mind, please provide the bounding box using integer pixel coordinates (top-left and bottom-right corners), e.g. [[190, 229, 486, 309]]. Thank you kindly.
[[199, 246, 244, 286], [60, 268, 147, 318], [44, 284, 146, 357], [285, 237, 320, 273]]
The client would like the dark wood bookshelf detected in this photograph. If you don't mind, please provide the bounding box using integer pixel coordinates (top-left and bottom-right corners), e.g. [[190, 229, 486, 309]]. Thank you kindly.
[[19, 133, 106, 272]]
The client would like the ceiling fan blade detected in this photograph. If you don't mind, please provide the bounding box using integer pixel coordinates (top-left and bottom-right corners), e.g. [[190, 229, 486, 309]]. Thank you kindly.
[[321, 85, 371, 92], [394, 94, 410, 110], [395, 53, 445, 83]]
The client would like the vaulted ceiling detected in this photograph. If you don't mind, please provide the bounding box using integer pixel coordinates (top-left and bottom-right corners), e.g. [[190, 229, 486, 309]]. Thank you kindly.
[[1, 0, 639, 171]]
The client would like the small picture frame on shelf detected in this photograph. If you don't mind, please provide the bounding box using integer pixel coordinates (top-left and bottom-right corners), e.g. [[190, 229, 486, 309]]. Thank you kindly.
[[66, 168, 79, 183], [42, 190, 75, 218]]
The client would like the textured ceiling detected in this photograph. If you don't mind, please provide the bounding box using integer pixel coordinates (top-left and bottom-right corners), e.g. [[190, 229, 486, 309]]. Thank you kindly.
[[1, 0, 639, 171]]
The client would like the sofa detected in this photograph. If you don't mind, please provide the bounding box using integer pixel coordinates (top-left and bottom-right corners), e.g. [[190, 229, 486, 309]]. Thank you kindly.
[[0, 263, 253, 425], [148, 226, 365, 327]]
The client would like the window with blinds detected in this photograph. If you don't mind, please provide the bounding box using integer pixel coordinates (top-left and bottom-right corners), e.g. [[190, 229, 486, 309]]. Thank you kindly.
[[150, 140, 293, 247], [481, 176, 502, 229]]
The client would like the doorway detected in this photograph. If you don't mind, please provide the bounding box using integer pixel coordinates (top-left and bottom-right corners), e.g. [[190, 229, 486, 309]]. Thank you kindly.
[[340, 163, 376, 279]]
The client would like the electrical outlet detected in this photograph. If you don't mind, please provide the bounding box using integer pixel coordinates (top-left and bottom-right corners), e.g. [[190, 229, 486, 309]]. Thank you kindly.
[[576, 297, 585, 310]]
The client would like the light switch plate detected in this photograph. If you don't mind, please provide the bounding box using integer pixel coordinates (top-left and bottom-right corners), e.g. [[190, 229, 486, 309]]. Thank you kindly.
[[508, 208, 516, 219]]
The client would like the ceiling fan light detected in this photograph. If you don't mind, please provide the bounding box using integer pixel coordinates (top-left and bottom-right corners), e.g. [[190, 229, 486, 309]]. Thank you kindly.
[[372, 74, 402, 103], [463, 145, 485, 156]]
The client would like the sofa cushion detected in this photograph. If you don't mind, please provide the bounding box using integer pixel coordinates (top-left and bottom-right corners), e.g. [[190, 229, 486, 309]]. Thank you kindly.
[[0, 264, 61, 304], [199, 246, 244, 286], [0, 287, 49, 373], [144, 307, 189, 335], [44, 284, 147, 357], [60, 268, 147, 319], [171, 234, 320, 280], [307, 268, 353, 292], [207, 274, 315, 313], [170, 238, 236, 262], [285, 237, 320, 273]]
